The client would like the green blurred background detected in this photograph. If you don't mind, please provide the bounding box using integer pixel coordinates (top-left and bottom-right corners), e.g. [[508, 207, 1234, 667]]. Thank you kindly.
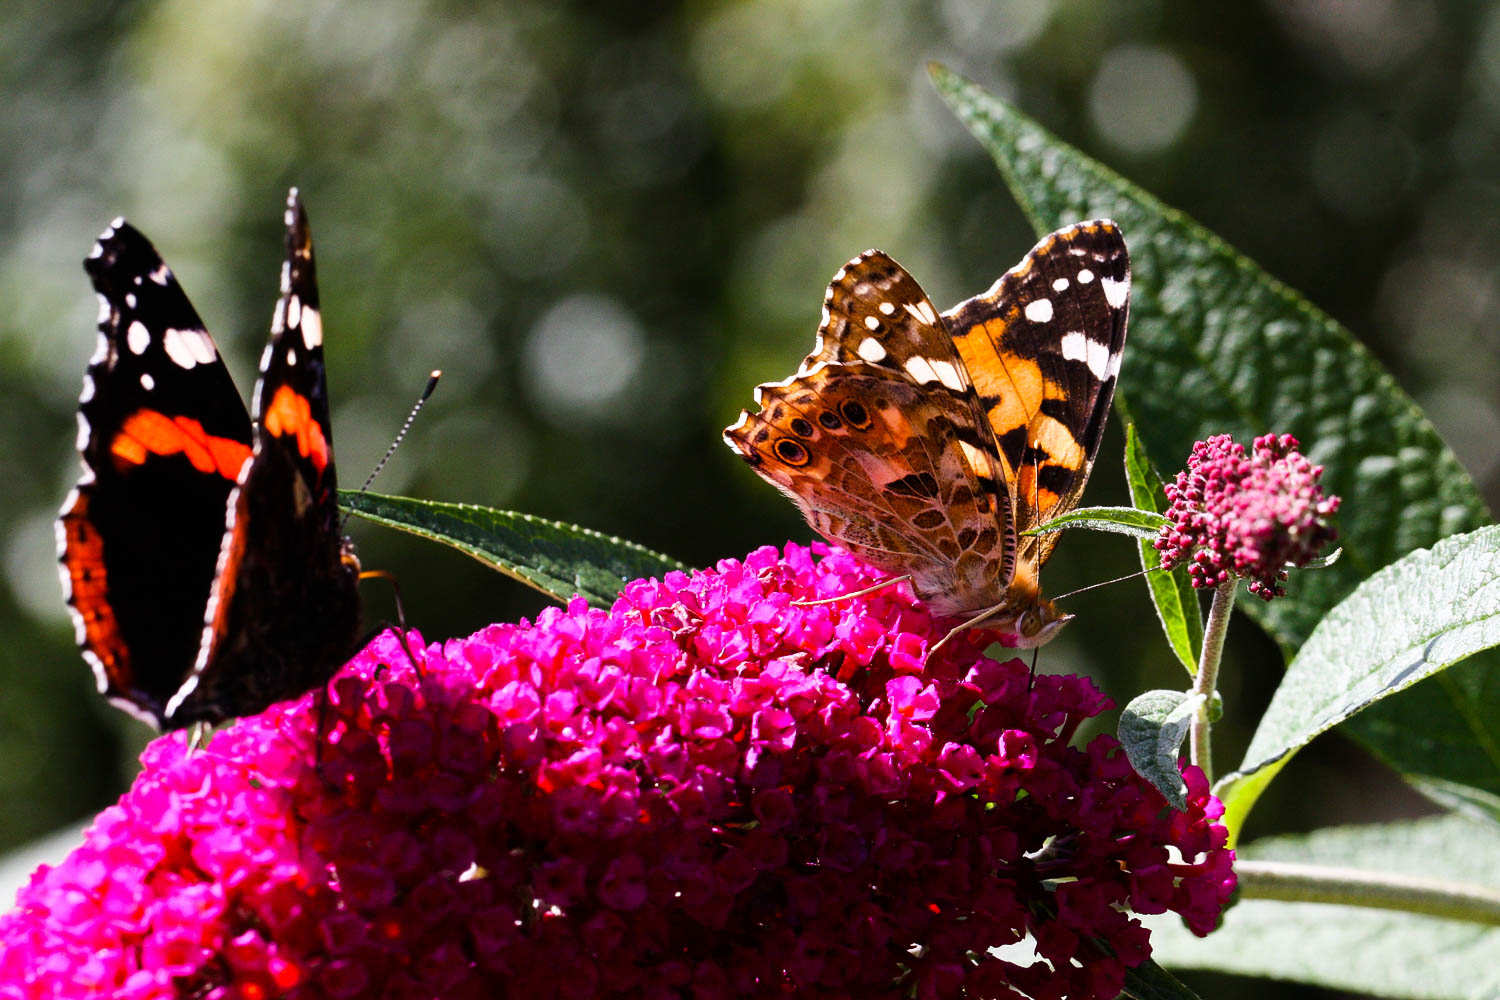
[[4, 1, 1499, 995]]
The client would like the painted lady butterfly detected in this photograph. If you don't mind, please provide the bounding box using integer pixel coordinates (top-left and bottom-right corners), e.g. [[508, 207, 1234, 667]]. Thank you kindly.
[[724, 220, 1129, 648]]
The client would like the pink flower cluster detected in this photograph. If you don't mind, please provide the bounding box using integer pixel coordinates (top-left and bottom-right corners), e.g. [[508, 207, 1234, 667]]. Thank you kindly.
[[1157, 433, 1341, 599], [1, 544, 1234, 999]]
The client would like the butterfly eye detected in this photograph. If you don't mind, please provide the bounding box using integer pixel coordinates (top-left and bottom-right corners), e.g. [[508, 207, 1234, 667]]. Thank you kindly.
[[774, 439, 811, 467], [838, 400, 872, 429], [789, 417, 815, 438], [1019, 610, 1042, 637]]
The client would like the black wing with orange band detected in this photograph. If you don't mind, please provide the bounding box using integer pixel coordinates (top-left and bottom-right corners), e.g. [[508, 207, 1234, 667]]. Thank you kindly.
[[174, 190, 362, 725], [57, 219, 253, 726]]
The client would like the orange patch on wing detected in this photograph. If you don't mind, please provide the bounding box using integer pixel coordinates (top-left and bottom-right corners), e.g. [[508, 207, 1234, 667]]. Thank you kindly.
[[58, 491, 130, 676], [1030, 416, 1086, 472], [953, 321, 1047, 437], [264, 385, 330, 473], [111, 410, 252, 480], [1015, 466, 1064, 518]]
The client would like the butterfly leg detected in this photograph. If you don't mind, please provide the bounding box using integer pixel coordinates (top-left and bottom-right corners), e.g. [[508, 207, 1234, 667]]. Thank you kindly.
[[928, 602, 1011, 656], [356, 568, 424, 679], [186, 720, 212, 754]]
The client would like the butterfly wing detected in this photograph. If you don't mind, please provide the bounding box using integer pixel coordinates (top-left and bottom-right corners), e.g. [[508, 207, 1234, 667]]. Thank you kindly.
[[168, 190, 361, 726], [942, 220, 1129, 567], [726, 252, 1015, 618], [57, 219, 253, 727]]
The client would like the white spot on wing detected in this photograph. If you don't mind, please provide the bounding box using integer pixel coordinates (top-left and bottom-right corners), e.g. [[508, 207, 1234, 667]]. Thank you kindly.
[[1060, 331, 1112, 379], [878, 301, 895, 315], [287, 294, 302, 332], [958, 440, 989, 472], [863, 315, 880, 331], [149, 264, 170, 286], [1101, 276, 1129, 309], [89, 332, 109, 364], [79, 374, 95, 403], [1024, 298, 1054, 323], [301, 307, 322, 349], [126, 321, 151, 356], [163, 327, 217, 369], [928, 358, 966, 391], [287, 347, 297, 367], [903, 300, 938, 326], [1077, 269, 1094, 284], [857, 337, 887, 363], [1052, 277, 1070, 292], [75, 412, 90, 451], [96, 294, 111, 324], [905, 355, 938, 384], [140, 373, 155, 391], [124, 293, 137, 309]]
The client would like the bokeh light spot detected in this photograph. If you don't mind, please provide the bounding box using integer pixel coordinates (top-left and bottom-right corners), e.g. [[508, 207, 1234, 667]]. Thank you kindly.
[[1088, 45, 1198, 156], [523, 294, 646, 422]]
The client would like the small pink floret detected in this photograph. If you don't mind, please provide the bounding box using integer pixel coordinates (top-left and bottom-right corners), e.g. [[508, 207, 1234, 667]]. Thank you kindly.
[[1157, 433, 1341, 598]]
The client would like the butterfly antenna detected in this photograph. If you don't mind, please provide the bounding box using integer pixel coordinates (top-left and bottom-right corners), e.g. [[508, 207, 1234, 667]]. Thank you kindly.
[[339, 370, 441, 533], [1051, 565, 1160, 602]]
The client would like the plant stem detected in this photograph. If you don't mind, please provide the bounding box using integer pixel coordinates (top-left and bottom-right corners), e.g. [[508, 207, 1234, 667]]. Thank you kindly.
[[1190, 579, 1236, 781], [1235, 860, 1500, 925]]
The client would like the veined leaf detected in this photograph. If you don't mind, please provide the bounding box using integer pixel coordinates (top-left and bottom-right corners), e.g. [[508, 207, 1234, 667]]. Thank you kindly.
[[1144, 813, 1500, 999], [1124, 419, 1202, 674], [1119, 690, 1201, 809], [1024, 505, 1166, 539], [1217, 524, 1500, 833], [340, 491, 689, 610]]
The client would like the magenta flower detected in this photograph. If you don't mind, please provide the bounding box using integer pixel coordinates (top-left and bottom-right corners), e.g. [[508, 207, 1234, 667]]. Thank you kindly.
[[1, 544, 1234, 999], [1156, 433, 1341, 599]]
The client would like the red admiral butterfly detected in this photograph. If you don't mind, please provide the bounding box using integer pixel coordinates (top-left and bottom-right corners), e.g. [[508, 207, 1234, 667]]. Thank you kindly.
[[57, 189, 362, 730]]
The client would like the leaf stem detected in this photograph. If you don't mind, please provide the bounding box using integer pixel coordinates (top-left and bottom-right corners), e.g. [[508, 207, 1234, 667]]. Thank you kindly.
[[1189, 579, 1235, 781], [1235, 859, 1500, 925]]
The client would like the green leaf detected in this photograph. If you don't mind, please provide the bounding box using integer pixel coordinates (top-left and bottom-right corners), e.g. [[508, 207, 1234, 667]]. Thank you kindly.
[[340, 491, 689, 609], [1124, 420, 1202, 674], [1024, 505, 1166, 540], [929, 63, 1499, 814], [1217, 524, 1500, 833], [1119, 690, 1201, 809], [1121, 959, 1205, 1000], [1144, 813, 1500, 998], [1409, 778, 1500, 830]]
